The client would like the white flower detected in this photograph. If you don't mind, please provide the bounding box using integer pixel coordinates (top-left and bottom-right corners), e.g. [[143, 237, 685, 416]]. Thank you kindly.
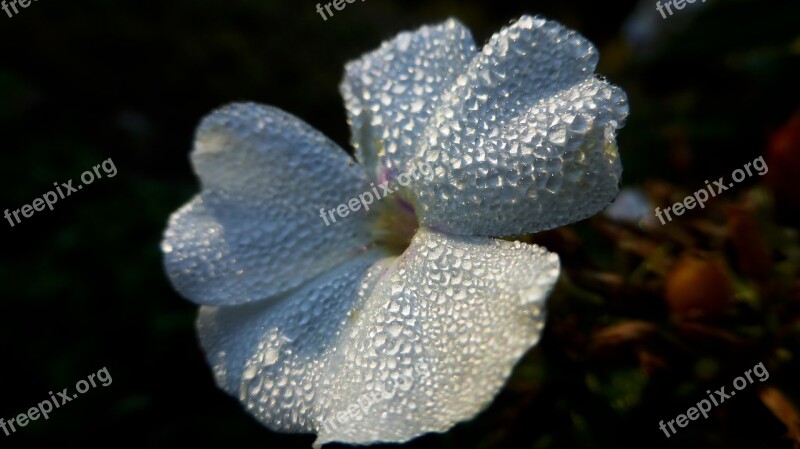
[[161, 15, 628, 447]]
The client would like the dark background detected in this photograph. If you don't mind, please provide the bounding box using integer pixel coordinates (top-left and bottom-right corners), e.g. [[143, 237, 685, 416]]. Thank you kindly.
[[1, 0, 799, 447]]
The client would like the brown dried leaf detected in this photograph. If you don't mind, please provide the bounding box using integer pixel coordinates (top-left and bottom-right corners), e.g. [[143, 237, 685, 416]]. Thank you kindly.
[[590, 320, 659, 350], [759, 386, 800, 445]]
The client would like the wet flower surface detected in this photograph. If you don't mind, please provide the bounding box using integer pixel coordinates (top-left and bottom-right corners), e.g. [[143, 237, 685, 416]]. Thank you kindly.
[[162, 15, 627, 447]]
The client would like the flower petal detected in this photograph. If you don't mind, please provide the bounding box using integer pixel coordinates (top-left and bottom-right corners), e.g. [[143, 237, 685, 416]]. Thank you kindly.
[[314, 228, 560, 446], [196, 250, 391, 433], [412, 16, 629, 236], [341, 18, 476, 182], [197, 228, 558, 445], [162, 103, 374, 306]]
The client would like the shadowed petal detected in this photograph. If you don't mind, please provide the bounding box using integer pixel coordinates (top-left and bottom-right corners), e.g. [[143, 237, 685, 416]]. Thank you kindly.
[[197, 249, 392, 433], [162, 103, 374, 306]]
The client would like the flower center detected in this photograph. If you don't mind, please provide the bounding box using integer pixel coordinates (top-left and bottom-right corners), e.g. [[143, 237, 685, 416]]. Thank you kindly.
[[371, 196, 420, 255]]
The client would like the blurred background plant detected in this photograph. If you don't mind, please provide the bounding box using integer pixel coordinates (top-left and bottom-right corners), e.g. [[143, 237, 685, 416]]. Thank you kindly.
[[0, 0, 798, 447]]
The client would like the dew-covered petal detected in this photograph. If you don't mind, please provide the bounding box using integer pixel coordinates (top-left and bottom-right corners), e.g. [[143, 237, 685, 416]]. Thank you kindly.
[[197, 250, 391, 433], [162, 103, 374, 306], [341, 18, 476, 182], [412, 15, 629, 236], [314, 228, 560, 446], [197, 228, 558, 445]]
